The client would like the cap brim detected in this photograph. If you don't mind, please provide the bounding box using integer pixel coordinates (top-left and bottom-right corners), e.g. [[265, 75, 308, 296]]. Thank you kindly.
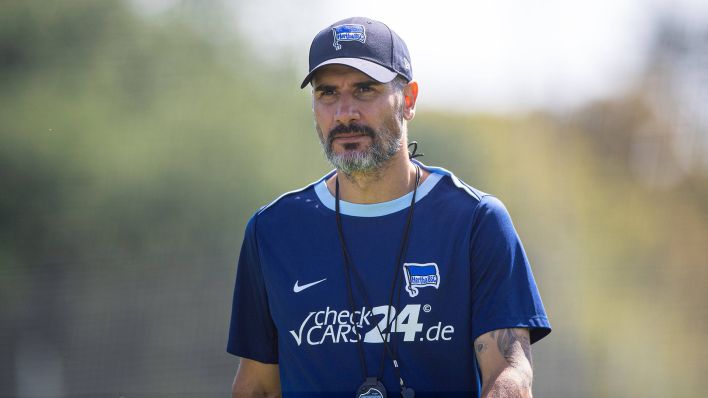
[[300, 58, 398, 89]]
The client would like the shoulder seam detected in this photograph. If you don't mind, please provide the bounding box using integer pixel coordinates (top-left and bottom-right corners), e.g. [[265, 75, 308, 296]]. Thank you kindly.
[[257, 172, 333, 216], [420, 162, 486, 202], [454, 177, 486, 201]]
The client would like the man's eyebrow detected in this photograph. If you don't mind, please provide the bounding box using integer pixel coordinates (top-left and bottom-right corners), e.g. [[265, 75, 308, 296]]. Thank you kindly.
[[353, 80, 382, 88], [313, 80, 382, 92], [314, 84, 336, 92]]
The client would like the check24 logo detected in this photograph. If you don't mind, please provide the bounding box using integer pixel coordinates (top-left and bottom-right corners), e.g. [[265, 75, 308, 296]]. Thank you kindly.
[[289, 304, 455, 346]]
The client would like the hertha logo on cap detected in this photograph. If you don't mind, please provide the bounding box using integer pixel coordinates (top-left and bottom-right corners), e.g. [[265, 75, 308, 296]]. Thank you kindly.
[[332, 24, 366, 50]]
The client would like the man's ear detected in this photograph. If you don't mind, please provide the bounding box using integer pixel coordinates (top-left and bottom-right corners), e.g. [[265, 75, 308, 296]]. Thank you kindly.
[[402, 81, 419, 121]]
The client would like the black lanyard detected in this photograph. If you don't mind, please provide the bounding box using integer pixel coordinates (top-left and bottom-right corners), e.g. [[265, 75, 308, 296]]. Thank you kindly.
[[335, 162, 420, 396]]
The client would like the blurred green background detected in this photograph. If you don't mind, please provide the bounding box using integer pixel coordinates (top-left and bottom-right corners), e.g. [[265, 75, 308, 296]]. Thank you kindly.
[[1, 0, 707, 396]]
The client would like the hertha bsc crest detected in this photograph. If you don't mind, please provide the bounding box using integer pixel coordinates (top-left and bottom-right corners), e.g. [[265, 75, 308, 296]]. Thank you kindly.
[[403, 263, 440, 297], [331, 24, 366, 50]]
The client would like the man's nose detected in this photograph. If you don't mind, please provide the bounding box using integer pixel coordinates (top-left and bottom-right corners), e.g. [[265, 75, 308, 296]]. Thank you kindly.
[[334, 94, 360, 125]]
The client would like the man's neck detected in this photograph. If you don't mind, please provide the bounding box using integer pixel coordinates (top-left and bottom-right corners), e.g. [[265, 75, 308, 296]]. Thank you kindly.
[[326, 151, 430, 204]]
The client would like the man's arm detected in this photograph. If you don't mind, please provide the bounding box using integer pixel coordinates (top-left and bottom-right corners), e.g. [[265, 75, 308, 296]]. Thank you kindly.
[[232, 358, 281, 398], [474, 328, 534, 398]]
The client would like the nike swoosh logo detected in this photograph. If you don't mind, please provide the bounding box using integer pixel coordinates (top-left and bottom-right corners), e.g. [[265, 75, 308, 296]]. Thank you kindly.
[[293, 278, 327, 293]]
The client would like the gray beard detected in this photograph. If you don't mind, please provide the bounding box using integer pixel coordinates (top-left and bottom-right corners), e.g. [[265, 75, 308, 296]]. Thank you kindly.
[[320, 127, 403, 176]]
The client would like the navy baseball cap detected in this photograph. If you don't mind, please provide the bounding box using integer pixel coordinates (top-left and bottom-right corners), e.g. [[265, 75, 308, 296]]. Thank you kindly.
[[300, 17, 413, 89]]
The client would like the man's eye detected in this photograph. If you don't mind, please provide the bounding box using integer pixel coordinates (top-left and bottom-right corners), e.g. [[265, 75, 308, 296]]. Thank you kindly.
[[321, 89, 335, 96]]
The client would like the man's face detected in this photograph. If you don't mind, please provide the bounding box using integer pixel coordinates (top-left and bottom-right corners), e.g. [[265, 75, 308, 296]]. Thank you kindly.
[[311, 65, 405, 175]]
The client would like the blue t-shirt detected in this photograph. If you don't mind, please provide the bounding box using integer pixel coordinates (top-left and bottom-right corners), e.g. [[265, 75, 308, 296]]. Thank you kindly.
[[227, 163, 551, 397]]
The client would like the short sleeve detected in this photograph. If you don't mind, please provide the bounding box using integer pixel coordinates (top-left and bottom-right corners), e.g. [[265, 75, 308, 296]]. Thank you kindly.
[[226, 213, 279, 363], [470, 196, 551, 344]]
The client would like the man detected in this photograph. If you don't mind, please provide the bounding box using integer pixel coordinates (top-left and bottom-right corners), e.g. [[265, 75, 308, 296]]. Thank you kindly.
[[228, 17, 551, 397]]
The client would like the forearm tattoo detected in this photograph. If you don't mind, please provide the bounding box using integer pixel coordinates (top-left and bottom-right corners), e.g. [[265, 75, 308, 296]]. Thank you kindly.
[[492, 329, 533, 387], [494, 329, 532, 367]]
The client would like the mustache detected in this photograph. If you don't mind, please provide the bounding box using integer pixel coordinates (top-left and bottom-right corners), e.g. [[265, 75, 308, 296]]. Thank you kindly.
[[328, 123, 376, 141]]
